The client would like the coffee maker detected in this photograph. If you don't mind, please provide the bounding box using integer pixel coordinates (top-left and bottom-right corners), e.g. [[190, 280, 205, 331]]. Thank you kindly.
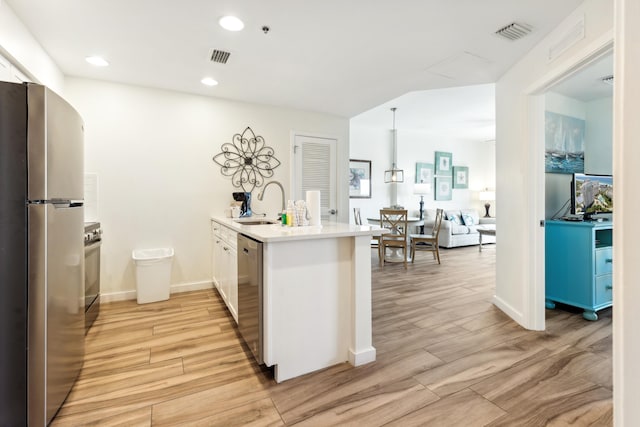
[[232, 192, 252, 217]]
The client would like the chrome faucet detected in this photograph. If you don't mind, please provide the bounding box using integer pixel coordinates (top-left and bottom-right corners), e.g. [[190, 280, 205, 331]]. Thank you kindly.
[[257, 181, 286, 213]]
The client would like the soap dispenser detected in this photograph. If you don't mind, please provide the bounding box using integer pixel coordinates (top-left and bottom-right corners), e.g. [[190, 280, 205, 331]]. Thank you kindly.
[[286, 200, 294, 226]]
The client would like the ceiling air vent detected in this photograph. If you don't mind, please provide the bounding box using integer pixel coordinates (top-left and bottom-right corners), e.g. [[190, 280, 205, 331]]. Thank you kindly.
[[209, 49, 231, 64], [601, 75, 614, 86], [495, 22, 532, 41]]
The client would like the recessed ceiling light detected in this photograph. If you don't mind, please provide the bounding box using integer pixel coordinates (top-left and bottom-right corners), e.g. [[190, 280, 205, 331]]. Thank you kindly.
[[201, 77, 219, 87], [219, 16, 244, 31], [85, 56, 109, 67]]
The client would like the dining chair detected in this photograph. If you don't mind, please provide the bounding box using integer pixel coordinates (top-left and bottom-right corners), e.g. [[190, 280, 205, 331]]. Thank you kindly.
[[354, 208, 382, 261], [353, 207, 362, 225], [379, 209, 409, 269], [410, 208, 444, 264]]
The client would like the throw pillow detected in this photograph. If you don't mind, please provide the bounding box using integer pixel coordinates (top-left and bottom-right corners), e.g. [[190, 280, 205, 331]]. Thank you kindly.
[[462, 213, 476, 226], [460, 209, 480, 226], [445, 211, 462, 225]]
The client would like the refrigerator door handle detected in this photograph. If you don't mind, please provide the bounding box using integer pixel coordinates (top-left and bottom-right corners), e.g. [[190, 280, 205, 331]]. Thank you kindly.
[[51, 201, 84, 208]]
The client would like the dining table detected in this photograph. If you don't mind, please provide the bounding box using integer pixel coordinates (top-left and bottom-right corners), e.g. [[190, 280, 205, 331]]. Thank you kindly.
[[367, 216, 424, 262]]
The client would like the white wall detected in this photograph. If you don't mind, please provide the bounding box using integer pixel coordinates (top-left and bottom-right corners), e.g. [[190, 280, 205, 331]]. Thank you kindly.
[[585, 96, 613, 174], [544, 92, 612, 219], [350, 115, 495, 222], [348, 123, 389, 220], [64, 77, 349, 297], [495, 0, 613, 328], [397, 130, 496, 215], [0, 1, 63, 92], [614, 0, 640, 423]]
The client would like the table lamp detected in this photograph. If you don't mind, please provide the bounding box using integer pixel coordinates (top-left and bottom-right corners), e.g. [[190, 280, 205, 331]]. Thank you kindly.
[[479, 189, 495, 218], [414, 182, 431, 234]]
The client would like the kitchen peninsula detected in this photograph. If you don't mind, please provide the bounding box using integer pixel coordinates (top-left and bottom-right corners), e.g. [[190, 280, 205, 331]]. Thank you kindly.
[[211, 217, 383, 382]]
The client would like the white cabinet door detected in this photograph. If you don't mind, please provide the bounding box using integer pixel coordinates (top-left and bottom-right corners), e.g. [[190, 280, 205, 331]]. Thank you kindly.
[[212, 239, 219, 290], [221, 243, 232, 302], [213, 237, 225, 293], [211, 221, 239, 323], [228, 246, 238, 322], [211, 223, 219, 284]]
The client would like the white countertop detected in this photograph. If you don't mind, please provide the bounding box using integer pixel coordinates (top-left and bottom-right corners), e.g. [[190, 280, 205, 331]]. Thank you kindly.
[[211, 216, 386, 243]]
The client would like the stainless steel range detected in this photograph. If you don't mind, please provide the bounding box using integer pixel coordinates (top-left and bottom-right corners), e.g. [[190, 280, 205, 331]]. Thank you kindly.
[[84, 222, 102, 333]]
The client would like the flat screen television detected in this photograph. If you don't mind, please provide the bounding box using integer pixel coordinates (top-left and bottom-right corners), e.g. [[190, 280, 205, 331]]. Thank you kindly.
[[571, 173, 613, 219]]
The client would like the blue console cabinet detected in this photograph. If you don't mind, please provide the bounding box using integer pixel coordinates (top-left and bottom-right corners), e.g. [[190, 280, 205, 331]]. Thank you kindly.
[[545, 220, 613, 321]]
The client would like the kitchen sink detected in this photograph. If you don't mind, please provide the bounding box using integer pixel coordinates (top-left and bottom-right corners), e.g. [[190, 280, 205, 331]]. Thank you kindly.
[[233, 219, 279, 225]]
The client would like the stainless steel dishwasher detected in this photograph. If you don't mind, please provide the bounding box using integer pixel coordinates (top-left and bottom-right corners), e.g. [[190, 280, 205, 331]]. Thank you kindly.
[[237, 233, 263, 364]]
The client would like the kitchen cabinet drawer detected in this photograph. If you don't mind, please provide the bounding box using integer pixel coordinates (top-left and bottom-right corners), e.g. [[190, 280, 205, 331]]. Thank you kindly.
[[595, 247, 613, 275], [595, 274, 613, 306], [216, 225, 237, 248], [212, 223, 222, 239]]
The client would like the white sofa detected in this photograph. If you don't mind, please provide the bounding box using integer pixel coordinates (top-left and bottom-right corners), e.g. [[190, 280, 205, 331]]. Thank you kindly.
[[423, 209, 496, 248]]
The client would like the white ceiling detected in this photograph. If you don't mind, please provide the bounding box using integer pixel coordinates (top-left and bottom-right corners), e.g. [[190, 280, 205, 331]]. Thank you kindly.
[[6, 0, 584, 118], [549, 51, 613, 102], [351, 52, 613, 143], [352, 83, 496, 143]]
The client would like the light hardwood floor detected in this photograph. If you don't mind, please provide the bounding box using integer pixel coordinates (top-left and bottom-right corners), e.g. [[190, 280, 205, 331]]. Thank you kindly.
[[51, 245, 612, 426]]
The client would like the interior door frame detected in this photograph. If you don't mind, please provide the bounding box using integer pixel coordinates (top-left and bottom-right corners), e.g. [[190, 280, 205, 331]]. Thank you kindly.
[[524, 32, 614, 331], [290, 131, 340, 223]]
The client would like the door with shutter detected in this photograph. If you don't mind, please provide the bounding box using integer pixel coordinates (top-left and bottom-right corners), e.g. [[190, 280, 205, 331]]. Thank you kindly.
[[293, 134, 337, 223]]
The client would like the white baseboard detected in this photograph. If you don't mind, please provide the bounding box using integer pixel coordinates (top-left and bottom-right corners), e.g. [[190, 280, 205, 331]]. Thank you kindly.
[[171, 280, 214, 294], [100, 290, 136, 303], [492, 295, 527, 329], [348, 346, 377, 366], [100, 280, 214, 303]]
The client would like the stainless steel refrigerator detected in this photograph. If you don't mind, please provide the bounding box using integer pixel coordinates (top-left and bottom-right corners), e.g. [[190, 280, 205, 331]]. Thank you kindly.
[[0, 82, 85, 426]]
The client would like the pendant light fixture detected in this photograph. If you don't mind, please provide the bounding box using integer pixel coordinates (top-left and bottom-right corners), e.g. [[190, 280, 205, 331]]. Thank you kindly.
[[384, 107, 404, 183]]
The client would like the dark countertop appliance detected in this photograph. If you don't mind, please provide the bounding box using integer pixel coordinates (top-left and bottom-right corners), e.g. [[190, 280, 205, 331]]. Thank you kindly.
[[237, 234, 263, 364], [233, 192, 252, 217], [0, 82, 85, 426]]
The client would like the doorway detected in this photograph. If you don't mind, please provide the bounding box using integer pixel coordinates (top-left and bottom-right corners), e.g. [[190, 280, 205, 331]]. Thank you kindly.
[[530, 44, 614, 421], [523, 39, 614, 331], [541, 51, 613, 323], [292, 133, 338, 223]]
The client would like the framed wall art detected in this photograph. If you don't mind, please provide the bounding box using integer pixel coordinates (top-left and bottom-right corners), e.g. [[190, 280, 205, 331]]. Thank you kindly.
[[453, 166, 469, 189], [349, 159, 371, 198], [415, 162, 434, 184], [435, 176, 453, 201], [545, 111, 585, 174], [435, 151, 453, 176]]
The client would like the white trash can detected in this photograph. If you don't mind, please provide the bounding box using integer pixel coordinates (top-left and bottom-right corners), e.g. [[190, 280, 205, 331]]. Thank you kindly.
[[132, 247, 174, 304]]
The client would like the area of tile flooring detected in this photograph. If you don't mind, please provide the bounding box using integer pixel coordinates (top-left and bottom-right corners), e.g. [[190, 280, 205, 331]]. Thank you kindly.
[[51, 245, 612, 426]]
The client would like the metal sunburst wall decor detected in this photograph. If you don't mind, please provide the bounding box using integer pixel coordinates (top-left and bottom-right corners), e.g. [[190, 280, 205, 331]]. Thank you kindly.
[[212, 127, 281, 192]]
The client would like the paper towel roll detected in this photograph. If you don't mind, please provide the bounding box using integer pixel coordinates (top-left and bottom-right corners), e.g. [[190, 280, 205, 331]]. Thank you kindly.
[[306, 190, 321, 226]]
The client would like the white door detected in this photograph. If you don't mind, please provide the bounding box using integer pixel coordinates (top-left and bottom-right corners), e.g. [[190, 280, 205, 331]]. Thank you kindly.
[[293, 134, 337, 223]]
